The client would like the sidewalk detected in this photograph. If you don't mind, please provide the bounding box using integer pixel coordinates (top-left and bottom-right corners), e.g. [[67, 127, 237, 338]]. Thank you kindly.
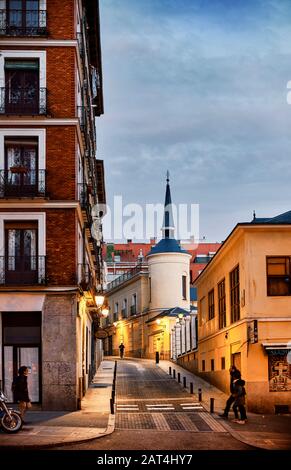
[[158, 359, 291, 450], [0, 360, 115, 449]]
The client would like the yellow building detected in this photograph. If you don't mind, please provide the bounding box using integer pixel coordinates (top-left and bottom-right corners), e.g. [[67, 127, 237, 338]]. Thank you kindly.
[[194, 211, 291, 413], [103, 175, 195, 360]]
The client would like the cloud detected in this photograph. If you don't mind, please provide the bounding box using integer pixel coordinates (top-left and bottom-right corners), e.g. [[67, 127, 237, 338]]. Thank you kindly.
[[98, 0, 291, 241]]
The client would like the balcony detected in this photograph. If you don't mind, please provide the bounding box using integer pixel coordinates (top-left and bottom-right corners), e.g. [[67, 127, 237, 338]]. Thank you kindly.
[[0, 256, 46, 286], [0, 169, 46, 198], [0, 87, 47, 115], [78, 263, 95, 292], [0, 9, 47, 36]]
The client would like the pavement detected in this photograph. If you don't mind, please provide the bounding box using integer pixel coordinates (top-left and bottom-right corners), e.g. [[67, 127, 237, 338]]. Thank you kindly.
[[158, 360, 291, 451], [0, 359, 115, 449], [0, 357, 290, 450]]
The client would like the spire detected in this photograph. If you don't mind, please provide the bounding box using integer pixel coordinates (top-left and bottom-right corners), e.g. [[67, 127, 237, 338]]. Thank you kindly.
[[162, 171, 175, 239]]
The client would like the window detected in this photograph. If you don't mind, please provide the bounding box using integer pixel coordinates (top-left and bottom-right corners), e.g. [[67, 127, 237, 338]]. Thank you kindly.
[[218, 279, 226, 329], [208, 289, 215, 320], [221, 357, 226, 370], [199, 296, 206, 326], [211, 359, 215, 371], [121, 299, 127, 318], [202, 360, 205, 372], [113, 302, 118, 322], [2, 58, 46, 115], [1, 136, 45, 197], [131, 294, 137, 315], [149, 277, 151, 302], [1, 221, 44, 285], [267, 257, 291, 296], [230, 265, 240, 323], [182, 275, 187, 300], [2, 0, 47, 36]]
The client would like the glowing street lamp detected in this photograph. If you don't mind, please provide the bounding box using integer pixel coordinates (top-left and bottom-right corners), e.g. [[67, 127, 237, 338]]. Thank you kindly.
[[95, 294, 105, 307]]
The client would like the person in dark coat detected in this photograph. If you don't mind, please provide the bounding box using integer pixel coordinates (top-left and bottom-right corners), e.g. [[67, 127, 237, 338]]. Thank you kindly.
[[219, 365, 241, 419], [119, 343, 125, 359], [232, 378, 247, 424], [12, 366, 31, 420]]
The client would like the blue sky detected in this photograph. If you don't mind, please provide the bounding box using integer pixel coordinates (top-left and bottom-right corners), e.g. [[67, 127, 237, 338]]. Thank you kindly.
[[98, 0, 291, 242]]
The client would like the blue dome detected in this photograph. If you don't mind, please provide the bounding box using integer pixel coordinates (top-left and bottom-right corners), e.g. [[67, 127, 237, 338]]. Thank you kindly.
[[147, 238, 189, 255]]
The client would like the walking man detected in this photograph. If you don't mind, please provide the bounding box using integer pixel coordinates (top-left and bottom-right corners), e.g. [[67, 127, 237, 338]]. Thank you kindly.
[[219, 365, 241, 419], [119, 342, 125, 359]]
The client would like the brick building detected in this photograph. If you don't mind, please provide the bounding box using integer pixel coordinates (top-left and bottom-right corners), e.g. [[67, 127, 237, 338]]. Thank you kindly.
[[0, 0, 105, 410]]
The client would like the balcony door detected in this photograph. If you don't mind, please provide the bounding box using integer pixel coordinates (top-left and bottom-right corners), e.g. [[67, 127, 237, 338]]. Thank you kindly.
[[5, 59, 39, 114], [4, 137, 38, 196], [7, 0, 40, 34], [5, 222, 38, 285]]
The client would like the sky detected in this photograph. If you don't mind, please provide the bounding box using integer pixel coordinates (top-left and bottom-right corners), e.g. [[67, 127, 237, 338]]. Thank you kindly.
[[98, 0, 291, 243]]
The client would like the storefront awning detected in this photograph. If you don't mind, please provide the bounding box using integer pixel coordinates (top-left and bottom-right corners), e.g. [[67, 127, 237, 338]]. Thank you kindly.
[[262, 342, 291, 350]]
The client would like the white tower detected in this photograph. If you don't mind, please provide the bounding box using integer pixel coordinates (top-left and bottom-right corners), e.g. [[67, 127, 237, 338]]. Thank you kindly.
[[147, 173, 191, 312]]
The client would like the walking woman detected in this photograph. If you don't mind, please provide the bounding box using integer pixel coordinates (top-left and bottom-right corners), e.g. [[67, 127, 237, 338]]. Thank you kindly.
[[12, 366, 31, 421]]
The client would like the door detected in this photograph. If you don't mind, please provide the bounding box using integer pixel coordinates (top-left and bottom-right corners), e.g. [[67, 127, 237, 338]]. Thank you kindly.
[[5, 137, 38, 196], [5, 59, 39, 114], [5, 224, 38, 285], [231, 352, 241, 371], [3, 346, 40, 402]]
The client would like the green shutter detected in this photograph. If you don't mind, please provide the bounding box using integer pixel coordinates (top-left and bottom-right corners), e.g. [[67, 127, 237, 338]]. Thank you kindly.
[[5, 60, 39, 70]]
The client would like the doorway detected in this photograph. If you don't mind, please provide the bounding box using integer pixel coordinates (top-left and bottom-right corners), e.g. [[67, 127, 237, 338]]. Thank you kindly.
[[2, 312, 41, 403]]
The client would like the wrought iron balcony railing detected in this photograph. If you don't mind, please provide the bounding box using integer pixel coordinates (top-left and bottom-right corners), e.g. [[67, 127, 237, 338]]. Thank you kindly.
[[0, 9, 47, 36], [0, 255, 46, 285], [0, 169, 46, 198], [78, 263, 95, 292], [0, 87, 47, 115], [107, 264, 149, 291]]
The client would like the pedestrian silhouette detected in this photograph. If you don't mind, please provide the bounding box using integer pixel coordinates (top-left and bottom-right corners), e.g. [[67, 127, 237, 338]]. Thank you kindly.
[[119, 342, 125, 359], [219, 365, 241, 419], [12, 365, 32, 421], [232, 378, 247, 424]]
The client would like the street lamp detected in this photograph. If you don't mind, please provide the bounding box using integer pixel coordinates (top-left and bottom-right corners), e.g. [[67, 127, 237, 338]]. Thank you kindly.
[[95, 294, 105, 307]]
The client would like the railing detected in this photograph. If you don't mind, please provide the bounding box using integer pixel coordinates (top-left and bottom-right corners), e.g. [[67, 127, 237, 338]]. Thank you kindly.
[[121, 308, 127, 318], [0, 256, 46, 285], [77, 106, 86, 132], [77, 32, 84, 58], [113, 311, 118, 322], [77, 263, 94, 291], [130, 305, 137, 315], [0, 9, 47, 36], [107, 264, 148, 291], [0, 170, 46, 198], [0, 87, 47, 115]]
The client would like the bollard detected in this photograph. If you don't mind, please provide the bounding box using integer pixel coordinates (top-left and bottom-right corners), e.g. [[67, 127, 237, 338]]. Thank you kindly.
[[183, 377, 186, 388], [169, 366, 172, 375], [111, 389, 115, 403], [110, 398, 114, 414], [173, 369, 176, 379], [190, 382, 194, 394], [210, 397, 215, 413], [155, 351, 160, 364], [178, 372, 181, 383], [198, 387, 202, 402]]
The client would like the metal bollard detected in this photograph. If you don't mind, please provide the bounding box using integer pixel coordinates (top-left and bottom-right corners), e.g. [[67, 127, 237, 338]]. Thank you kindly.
[[198, 387, 202, 402], [178, 372, 181, 383], [173, 369, 176, 379], [183, 377, 186, 388], [155, 351, 160, 364], [169, 366, 172, 375], [190, 382, 194, 394], [111, 389, 115, 403], [210, 397, 215, 413], [110, 398, 114, 414]]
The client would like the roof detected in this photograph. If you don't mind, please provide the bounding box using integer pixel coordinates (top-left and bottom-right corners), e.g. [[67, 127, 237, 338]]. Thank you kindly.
[[251, 210, 291, 225], [147, 238, 190, 256], [146, 307, 190, 323], [195, 209, 291, 285]]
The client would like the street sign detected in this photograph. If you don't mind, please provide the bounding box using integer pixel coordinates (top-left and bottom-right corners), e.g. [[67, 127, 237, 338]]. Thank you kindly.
[[94, 328, 108, 339], [248, 320, 258, 344]]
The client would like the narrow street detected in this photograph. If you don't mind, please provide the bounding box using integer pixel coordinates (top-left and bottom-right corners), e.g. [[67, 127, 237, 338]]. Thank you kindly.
[[54, 359, 253, 450]]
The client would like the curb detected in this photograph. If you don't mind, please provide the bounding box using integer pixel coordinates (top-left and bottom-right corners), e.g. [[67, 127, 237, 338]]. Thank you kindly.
[[0, 413, 116, 450]]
